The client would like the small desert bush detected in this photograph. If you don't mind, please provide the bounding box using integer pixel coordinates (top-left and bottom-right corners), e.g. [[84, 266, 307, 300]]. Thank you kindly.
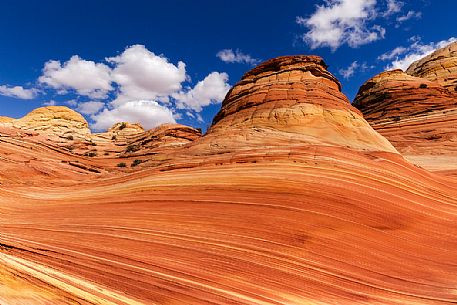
[[84, 151, 97, 157], [117, 162, 127, 168], [119, 122, 127, 130], [125, 145, 139, 153], [131, 159, 142, 167], [419, 83, 428, 89]]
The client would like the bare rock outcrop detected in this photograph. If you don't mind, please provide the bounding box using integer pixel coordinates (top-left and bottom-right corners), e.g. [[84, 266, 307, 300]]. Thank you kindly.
[[3, 54, 457, 305], [196, 55, 396, 154], [0, 116, 14, 123], [406, 41, 457, 91], [354, 43, 457, 175], [108, 122, 145, 138], [11, 106, 91, 140]]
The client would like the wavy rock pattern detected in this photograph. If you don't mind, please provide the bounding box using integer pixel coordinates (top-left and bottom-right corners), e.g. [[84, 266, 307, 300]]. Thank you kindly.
[[354, 43, 457, 176], [1, 55, 457, 304], [195, 55, 397, 155]]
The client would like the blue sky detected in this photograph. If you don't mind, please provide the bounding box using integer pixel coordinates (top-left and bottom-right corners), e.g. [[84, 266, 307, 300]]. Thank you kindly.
[[0, 0, 456, 131]]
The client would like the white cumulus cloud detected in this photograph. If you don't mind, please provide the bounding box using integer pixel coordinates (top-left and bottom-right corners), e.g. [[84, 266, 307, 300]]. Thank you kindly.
[[377, 46, 407, 61], [338, 61, 371, 79], [396, 10, 421, 23], [174, 72, 230, 112], [91, 100, 175, 131], [76, 101, 105, 115], [383, 0, 403, 17], [380, 37, 457, 71], [296, 0, 385, 50], [0, 85, 38, 99], [38, 55, 112, 99], [42, 100, 57, 106], [216, 49, 259, 65], [108, 45, 187, 106], [32, 45, 231, 131]]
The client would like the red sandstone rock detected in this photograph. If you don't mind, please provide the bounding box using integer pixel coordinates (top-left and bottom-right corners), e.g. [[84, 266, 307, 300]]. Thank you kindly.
[[193, 55, 397, 154], [354, 43, 457, 176], [1, 55, 457, 305]]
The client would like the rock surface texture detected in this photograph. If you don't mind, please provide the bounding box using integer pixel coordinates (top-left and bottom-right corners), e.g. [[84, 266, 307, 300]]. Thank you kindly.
[[406, 41, 457, 91], [12, 106, 92, 139], [1, 55, 457, 305], [202, 55, 397, 153], [354, 42, 457, 176]]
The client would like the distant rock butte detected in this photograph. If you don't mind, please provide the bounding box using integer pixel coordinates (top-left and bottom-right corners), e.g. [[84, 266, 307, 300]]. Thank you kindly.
[[12, 106, 91, 139], [108, 121, 145, 136], [201, 55, 397, 153], [406, 41, 457, 91], [0, 107, 202, 172], [354, 43, 457, 176]]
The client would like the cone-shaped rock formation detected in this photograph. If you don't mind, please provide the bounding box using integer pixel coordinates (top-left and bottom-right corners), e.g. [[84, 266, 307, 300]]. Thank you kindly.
[[198, 55, 396, 153]]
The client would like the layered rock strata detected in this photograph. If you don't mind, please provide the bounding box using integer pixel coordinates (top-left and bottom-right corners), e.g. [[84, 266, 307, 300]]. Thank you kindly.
[[354, 42, 457, 176], [195, 55, 397, 154], [11, 106, 91, 140], [406, 41, 457, 91], [1, 55, 457, 305]]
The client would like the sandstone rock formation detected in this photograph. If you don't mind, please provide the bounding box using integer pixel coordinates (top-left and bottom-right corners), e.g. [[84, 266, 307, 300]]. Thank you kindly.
[[11, 106, 91, 140], [354, 43, 457, 176], [1, 55, 457, 305], [0, 108, 202, 176], [406, 41, 457, 91], [0, 116, 14, 123], [125, 123, 201, 153], [194, 55, 397, 154], [108, 121, 145, 139]]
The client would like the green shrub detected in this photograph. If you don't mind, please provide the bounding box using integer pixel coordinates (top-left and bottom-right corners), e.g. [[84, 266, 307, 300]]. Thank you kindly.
[[419, 83, 428, 89], [84, 151, 97, 157], [117, 162, 127, 168], [66, 135, 74, 140], [125, 145, 139, 153], [119, 122, 127, 130], [131, 159, 142, 167]]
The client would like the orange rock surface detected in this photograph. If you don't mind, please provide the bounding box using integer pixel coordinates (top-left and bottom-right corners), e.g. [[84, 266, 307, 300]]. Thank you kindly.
[[198, 55, 397, 154], [0, 116, 14, 123], [354, 43, 457, 177], [1, 55, 457, 304]]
